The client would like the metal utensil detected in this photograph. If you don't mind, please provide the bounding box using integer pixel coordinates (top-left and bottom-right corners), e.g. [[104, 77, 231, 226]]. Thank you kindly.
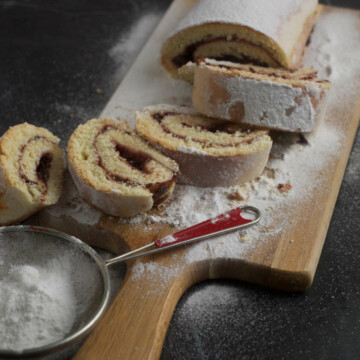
[[105, 205, 260, 265], [0, 205, 260, 358]]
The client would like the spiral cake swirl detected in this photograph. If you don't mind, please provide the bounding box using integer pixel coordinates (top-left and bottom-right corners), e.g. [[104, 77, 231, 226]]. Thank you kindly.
[[67, 118, 179, 217], [0, 123, 65, 225], [136, 105, 272, 187]]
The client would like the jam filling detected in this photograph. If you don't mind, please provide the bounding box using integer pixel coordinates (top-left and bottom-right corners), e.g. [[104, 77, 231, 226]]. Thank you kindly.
[[18, 137, 53, 190], [152, 113, 260, 147], [94, 126, 176, 202], [148, 176, 177, 206], [36, 153, 53, 185], [153, 113, 164, 121], [99, 124, 117, 134], [203, 59, 329, 84], [114, 143, 152, 173], [172, 37, 278, 68], [297, 133, 309, 146], [206, 60, 319, 81], [95, 126, 153, 178], [180, 121, 253, 135]]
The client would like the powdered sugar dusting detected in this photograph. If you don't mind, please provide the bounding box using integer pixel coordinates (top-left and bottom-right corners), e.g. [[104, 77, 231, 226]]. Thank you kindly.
[[196, 62, 324, 132], [345, 136, 360, 186], [170, 0, 316, 46], [45, 173, 102, 226], [157, 234, 176, 247], [130, 8, 359, 276], [40, 8, 360, 289], [127, 107, 341, 265], [130, 259, 181, 288], [304, 9, 360, 97], [109, 12, 161, 84], [102, 3, 193, 125]]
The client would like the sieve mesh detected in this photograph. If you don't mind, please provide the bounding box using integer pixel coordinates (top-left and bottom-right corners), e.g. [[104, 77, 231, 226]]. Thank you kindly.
[[0, 226, 110, 358]]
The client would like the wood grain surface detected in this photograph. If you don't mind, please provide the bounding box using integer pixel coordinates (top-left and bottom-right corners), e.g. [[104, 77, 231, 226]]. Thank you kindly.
[[36, 1, 360, 359]]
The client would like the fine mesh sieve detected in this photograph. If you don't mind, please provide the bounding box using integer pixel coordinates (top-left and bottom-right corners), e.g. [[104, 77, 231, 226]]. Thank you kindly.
[[0, 206, 260, 358], [0, 226, 111, 359]]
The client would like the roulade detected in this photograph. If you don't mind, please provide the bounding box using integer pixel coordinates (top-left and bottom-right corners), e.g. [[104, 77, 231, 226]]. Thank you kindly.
[[135, 105, 272, 187], [161, 0, 318, 80], [67, 118, 179, 217], [0, 123, 65, 225], [192, 59, 331, 132]]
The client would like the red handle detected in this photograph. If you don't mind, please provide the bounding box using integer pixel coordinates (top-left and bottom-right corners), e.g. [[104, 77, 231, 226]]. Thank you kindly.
[[155, 207, 252, 248]]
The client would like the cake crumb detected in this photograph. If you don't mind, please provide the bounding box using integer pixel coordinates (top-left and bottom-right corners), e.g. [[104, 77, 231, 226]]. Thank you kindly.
[[227, 187, 247, 201], [263, 167, 275, 179], [239, 234, 252, 243], [277, 183, 292, 192]]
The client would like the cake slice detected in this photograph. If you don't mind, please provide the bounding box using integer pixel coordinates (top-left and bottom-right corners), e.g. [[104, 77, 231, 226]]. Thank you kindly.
[[136, 104, 272, 187], [67, 118, 179, 217], [0, 123, 65, 225], [192, 59, 331, 132], [161, 0, 319, 80]]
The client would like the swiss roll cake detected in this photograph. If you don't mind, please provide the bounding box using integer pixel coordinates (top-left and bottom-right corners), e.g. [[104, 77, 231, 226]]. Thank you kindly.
[[0, 123, 65, 225], [192, 59, 331, 132], [161, 0, 318, 80], [136, 105, 272, 187], [67, 118, 179, 217]]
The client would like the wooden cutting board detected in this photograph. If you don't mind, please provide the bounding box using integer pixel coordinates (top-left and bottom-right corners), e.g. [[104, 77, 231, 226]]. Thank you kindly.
[[37, 1, 360, 359]]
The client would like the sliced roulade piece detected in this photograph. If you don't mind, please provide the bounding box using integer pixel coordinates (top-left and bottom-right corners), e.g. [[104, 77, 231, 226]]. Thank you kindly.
[[192, 59, 331, 132], [0, 123, 65, 225], [135, 105, 272, 187], [67, 118, 179, 218], [161, 0, 319, 80]]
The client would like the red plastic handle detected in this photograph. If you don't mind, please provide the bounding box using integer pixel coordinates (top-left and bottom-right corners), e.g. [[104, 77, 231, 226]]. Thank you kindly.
[[155, 207, 252, 248]]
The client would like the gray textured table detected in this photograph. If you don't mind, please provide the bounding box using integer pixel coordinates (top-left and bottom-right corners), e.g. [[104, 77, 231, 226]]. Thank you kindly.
[[0, 1, 359, 359]]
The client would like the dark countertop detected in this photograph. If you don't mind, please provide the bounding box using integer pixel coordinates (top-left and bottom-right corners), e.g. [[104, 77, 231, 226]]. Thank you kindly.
[[0, 1, 359, 359]]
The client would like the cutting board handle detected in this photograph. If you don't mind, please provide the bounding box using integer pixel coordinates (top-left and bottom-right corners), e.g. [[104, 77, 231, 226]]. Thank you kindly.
[[74, 255, 209, 360]]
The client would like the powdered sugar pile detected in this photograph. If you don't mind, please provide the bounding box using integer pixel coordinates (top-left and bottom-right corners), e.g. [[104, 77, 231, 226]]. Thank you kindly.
[[0, 258, 77, 351]]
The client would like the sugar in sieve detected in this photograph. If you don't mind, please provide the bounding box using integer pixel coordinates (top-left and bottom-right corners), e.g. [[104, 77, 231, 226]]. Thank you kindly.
[[0, 205, 260, 358]]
